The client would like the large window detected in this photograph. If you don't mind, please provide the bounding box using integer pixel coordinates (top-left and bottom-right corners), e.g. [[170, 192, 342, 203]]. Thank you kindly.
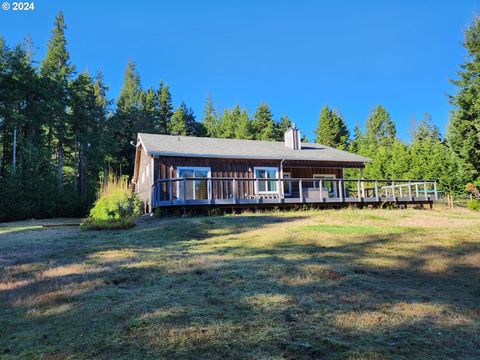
[[254, 167, 278, 194], [313, 174, 337, 197], [177, 167, 211, 200]]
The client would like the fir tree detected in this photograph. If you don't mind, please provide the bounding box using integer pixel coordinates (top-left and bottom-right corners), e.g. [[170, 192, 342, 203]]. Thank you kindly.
[[235, 109, 254, 139], [157, 81, 173, 133], [314, 106, 349, 149], [448, 16, 480, 181], [253, 103, 276, 141], [203, 94, 219, 137], [365, 105, 396, 147], [276, 115, 293, 141], [40, 12, 74, 189], [112, 59, 143, 175], [169, 102, 198, 136]]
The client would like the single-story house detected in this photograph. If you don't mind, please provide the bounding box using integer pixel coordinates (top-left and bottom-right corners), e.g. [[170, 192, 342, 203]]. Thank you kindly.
[[133, 126, 437, 211]]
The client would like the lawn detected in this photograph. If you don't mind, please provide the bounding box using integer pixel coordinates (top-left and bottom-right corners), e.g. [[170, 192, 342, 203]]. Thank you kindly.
[[1, 208, 479, 359]]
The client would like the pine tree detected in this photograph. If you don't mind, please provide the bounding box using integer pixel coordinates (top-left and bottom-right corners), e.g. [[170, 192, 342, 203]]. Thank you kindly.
[[141, 87, 158, 133], [349, 124, 363, 153], [40, 12, 75, 189], [169, 102, 198, 136], [235, 109, 254, 139], [448, 16, 480, 181], [112, 59, 143, 175], [70, 71, 97, 197], [365, 105, 396, 147], [252, 103, 276, 141], [314, 106, 349, 149], [157, 81, 173, 133], [92, 72, 110, 186], [218, 108, 236, 138], [203, 94, 219, 137], [276, 115, 293, 141], [387, 140, 411, 179]]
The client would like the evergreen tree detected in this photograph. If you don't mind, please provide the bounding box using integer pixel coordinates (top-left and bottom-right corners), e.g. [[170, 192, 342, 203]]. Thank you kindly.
[[349, 124, 363, 153], [448, 16, 480, 181], [276, 115, 293, 141], [314, 106, 349, 149], [157, 81, 173, 133], [387, 140, 411, 179], [40, 12, 75, 189], [218, 107, 237, 138], [252, 103, 276, 141], [92, 72, 111, 185], [140, 87, 158, 133], [169, 102, 199, 136], [112, 59, 143, 175], [235, 109, 254, 139], [203, 94, 219, 137], [365, 105, 396, 147]]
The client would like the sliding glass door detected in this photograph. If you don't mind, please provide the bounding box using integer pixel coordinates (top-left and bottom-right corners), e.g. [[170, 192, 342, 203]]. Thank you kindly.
[[177, 167, 211, 200]]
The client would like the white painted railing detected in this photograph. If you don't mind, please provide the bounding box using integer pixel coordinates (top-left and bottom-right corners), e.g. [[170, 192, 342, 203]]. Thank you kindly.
[[151, 177, 438, 208]]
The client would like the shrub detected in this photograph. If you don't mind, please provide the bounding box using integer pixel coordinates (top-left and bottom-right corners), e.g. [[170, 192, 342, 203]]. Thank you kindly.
[[89, 175, 142, 220], [80, 217, 136, 230], [467, 199, 480, 211]]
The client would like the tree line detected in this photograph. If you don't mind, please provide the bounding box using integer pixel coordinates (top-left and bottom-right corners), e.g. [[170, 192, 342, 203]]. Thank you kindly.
[[1, 12, 479, 221]]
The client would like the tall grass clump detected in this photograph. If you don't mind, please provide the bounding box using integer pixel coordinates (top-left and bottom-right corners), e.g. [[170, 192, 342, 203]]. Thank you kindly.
[[81, 175, 142, 230], [467, 199, 480, 211]]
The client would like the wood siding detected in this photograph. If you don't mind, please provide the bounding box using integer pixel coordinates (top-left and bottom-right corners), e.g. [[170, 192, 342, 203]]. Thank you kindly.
[[135, 148, 153, 211], [153, 157, 359, 181], [151, 156, 358, 201]]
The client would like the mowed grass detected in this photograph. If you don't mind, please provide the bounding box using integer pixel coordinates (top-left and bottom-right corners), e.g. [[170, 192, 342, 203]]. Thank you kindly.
[[1, 208, 479, 359]]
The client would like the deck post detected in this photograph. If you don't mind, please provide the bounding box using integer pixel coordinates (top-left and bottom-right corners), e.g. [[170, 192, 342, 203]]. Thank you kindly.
[[299, 179, 304, 203], [415, 184, 419, 198], [183, 178, 187, 204], [151, 185, 155, 210], [374, 180, 379, 201], [399, 183, 403, 198], [357, 179, 361, 201], [408, 181, 413, 202], [169, 179, 173, 205], [232, 178, 237, 204], [277, 178, 282, 202], [392, 180, 396, 202], [339, 180, 344, 202], [319, 179, 324, 202], [208, 178, 213, 201], [424, 181, 428, 201], [434, 181, 438, 201]]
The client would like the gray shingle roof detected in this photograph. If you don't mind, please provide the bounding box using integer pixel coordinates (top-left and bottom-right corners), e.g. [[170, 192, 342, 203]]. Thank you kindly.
[[138, 133, 370, 163]]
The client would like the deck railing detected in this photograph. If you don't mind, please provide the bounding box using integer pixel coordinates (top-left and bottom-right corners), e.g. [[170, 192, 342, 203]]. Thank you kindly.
[[151, 177, 438, 208]]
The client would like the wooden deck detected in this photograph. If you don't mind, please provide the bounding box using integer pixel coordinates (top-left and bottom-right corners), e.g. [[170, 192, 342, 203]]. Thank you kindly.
[[151, 177, 438, 209]]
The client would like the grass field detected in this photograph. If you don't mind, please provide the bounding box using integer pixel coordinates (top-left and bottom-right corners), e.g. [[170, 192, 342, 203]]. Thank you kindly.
[[1, 208, 479, 359]]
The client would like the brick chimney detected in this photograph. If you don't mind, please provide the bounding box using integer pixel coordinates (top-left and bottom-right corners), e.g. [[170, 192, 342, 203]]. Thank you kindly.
[[284, 124, 302, 150]]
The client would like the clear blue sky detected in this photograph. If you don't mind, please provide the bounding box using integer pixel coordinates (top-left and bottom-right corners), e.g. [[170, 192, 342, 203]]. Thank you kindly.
[[1, 0, 477, 141]]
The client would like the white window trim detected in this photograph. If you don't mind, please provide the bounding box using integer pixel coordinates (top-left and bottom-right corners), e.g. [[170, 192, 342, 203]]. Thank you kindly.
[[177, 166, 212, 200], [283, 172, 292, 196], [254, 167, 279, 194]]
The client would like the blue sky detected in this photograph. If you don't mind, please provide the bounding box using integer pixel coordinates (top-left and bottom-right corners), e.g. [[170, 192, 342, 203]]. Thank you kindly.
[[1, 0, 477, 141]]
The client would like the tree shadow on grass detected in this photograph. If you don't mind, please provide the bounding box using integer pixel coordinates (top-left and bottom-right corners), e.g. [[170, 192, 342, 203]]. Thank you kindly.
[[0, 214, 479, 359]]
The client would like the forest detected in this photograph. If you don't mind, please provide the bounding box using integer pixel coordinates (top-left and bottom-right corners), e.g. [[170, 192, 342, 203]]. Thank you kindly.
[[0, 12, 479, 221]]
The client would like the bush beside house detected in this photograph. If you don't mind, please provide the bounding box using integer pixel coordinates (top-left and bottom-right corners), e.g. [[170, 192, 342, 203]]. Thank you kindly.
[[81, 176, 142, 230]]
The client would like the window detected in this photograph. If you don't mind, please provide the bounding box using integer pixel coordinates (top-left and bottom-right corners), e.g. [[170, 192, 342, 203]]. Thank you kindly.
[[254, 167, 278, 194], [177, 167, 211, 200], [283, 172, 292, 196], [313, 174, 337, 197]]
